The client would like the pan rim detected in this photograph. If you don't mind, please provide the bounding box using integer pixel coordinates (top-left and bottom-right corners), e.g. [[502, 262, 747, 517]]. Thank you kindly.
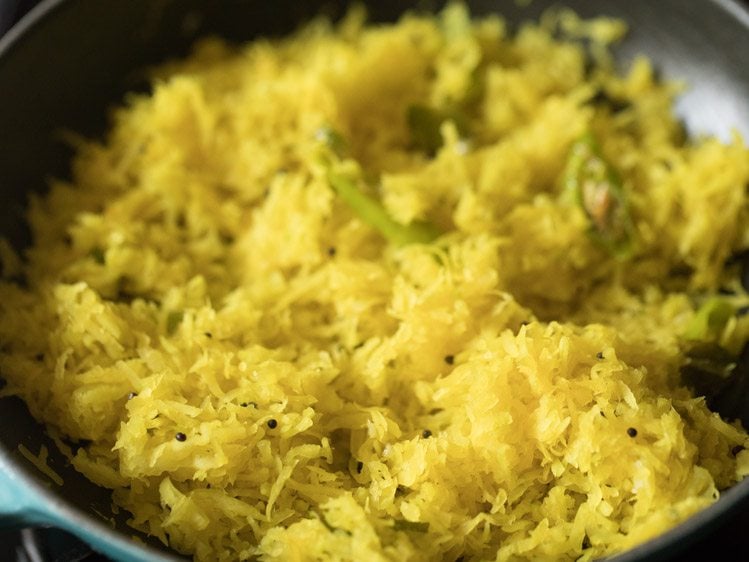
[[0, 0, 748, 561]]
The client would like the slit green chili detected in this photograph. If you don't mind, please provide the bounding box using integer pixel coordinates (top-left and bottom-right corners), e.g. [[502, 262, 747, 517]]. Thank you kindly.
[[328, 171, 440, 246], [563, 132, 635, 257]]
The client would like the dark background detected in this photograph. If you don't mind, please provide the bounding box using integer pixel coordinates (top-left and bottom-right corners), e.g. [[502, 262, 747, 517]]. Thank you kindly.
[[1, 0, 749, 560]]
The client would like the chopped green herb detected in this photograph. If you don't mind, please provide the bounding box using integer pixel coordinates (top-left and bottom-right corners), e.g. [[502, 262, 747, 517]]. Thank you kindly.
[[563, 133, 635, 257], [328, 170, 440, 246], [166, 311, 184, 335], [684, 297, 735, 341], [393, 519, 430, 533]]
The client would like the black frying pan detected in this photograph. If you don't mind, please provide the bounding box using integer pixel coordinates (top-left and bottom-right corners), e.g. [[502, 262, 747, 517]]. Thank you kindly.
[[1, 1, 749, 561]]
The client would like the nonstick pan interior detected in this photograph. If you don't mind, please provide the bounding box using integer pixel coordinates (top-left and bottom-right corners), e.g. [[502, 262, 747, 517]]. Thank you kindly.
[[1, 1, 749, 561]]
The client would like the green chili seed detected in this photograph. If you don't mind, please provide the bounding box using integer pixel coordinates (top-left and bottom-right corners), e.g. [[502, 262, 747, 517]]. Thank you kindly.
[[563, 133, 635, 257]]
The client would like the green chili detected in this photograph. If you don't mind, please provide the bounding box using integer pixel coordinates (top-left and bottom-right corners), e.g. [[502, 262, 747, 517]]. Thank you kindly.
[[328, 171, 440, 246], [684, 297, 736, 341], [563, 133, 635, 257]]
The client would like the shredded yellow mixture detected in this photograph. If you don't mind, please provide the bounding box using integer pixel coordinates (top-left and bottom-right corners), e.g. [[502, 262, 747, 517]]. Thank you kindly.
[[1, 5, 749, 561]]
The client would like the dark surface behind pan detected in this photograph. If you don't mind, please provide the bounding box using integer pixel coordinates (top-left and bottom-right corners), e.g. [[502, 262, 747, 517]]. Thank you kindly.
[[1, 1, 749, 561]]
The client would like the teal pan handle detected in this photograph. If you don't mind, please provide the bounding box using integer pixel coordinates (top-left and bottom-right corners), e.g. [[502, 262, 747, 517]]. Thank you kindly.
[[0, 455, 181, 562], [0, 454, 51, 529]]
